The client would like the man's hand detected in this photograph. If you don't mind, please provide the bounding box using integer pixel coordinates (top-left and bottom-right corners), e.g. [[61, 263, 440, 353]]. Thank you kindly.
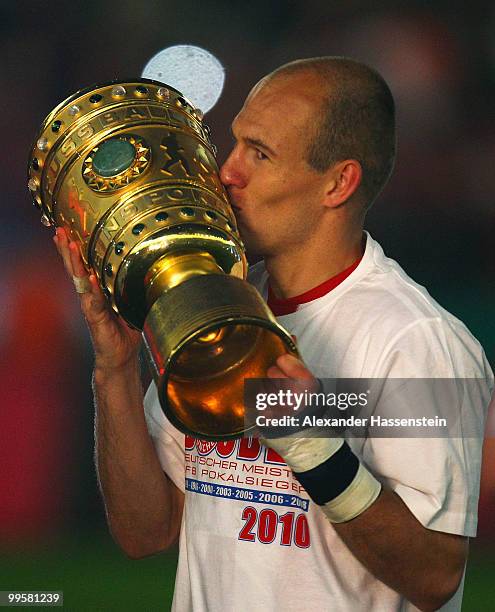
[[53, 227, 142, 371], [53, 227, 183, 557], [266, 352, 317, 382]]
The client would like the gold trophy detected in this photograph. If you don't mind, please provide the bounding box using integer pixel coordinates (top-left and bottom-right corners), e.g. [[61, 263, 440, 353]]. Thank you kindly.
[[28, 79, 296, 440]]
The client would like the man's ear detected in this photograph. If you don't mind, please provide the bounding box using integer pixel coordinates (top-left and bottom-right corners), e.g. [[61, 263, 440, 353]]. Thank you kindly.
[[322, 160, 362, 208]]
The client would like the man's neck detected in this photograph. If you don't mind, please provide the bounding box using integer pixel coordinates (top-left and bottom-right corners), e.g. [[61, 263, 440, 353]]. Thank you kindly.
[[264, 228, 365, 300]]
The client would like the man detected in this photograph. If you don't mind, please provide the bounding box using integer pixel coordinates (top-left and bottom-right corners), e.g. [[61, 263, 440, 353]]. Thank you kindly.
[[54, 57, 493, 611]]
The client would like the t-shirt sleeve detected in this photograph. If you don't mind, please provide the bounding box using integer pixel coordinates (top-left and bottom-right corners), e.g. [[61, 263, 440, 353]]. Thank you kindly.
[[362, 318, 493, 537], [143, 382, 185, 493]]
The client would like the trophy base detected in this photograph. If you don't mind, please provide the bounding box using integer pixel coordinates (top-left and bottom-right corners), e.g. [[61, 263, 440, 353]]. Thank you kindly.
[[142, 274, 296, 439]]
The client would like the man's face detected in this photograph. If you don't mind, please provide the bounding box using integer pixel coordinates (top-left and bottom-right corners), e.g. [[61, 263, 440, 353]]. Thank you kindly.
[[220, 72, 329, 257]]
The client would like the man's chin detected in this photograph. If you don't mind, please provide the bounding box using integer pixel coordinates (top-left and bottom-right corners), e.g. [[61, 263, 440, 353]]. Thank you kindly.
[[236, 223, 269, 257], [239, 234, 266, 258]]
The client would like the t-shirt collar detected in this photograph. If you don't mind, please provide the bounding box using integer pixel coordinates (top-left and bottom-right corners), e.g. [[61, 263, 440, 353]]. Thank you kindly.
[[267, 255, 363, 316]]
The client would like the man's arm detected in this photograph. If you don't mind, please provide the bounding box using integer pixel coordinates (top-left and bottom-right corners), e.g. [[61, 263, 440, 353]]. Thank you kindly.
[[94, 362, 184, 559], [54, 228, 184, 559], [263, 354, 467, 612], [333, 488, 467, 612]]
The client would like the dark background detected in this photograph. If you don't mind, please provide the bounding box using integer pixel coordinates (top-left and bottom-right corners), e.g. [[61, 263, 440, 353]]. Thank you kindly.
[[1, 1, 494, 609]]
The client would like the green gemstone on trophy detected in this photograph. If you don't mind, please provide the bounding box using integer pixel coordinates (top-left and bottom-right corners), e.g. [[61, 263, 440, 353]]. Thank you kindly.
[[92, 139, 136, 177]]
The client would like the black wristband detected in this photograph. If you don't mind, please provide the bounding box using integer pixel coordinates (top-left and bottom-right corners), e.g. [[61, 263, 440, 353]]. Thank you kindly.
[[292, 441, 359, 505]]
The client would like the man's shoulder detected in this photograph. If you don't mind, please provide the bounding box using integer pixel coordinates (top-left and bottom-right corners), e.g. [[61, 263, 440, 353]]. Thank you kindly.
[[336, 239, 491, 378], [345, 236, 469, 336]]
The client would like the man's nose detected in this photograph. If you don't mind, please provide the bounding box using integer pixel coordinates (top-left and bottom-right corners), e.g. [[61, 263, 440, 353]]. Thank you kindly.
[[220, 150, 247, 189]]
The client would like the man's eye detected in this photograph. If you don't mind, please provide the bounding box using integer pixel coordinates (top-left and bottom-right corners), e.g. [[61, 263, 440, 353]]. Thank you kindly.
[[255, 149, 268, 160]]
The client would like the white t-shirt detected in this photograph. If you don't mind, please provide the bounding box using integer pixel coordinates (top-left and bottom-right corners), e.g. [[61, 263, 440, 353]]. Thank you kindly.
[[144, 233, 493, 611]]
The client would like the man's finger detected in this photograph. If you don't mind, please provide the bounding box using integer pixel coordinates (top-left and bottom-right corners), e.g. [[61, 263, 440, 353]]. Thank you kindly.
[[79, 274, 113, 325], [267, 364, 287, 379], [69, 240, 89, 278], [87, 274, 108, 304], [275, 354, 314, 379], [53, 228, 75, 277]]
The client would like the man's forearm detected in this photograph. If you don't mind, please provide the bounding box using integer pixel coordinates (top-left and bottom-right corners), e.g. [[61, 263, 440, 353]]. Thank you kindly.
[[264, 435, 465, 610], [332, 488, 467, 611], [93, 360, 184, 558], [263, 355, 469, 610]]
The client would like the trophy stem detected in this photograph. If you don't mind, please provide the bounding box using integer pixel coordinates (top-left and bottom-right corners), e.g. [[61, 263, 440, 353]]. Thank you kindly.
[[144, 251, 223, 308]]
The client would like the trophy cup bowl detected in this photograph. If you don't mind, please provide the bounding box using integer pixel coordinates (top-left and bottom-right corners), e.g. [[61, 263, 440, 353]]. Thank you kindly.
[[28, 79, 297, 440]]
